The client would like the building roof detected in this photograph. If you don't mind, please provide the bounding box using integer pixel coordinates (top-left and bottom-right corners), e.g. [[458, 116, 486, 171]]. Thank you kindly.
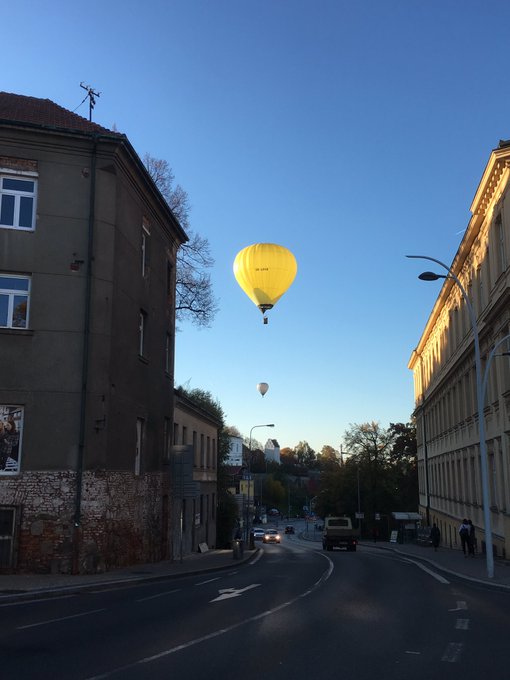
[[0, 92, 123, 137]]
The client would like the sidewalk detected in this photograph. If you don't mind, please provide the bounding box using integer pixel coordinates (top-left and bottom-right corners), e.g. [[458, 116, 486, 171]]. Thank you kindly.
[[301, 530, 510, 590], [0, 547, 258, 603]]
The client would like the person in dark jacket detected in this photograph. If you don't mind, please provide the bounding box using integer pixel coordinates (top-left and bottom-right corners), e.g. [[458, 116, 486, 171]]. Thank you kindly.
[[459, 519, 470, 556], [467, 519, 476, 556], [430, 524, 441, 551]]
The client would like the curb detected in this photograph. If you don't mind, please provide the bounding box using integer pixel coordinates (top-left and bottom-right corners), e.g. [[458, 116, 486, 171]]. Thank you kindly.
[[0, 549, 259, 604]]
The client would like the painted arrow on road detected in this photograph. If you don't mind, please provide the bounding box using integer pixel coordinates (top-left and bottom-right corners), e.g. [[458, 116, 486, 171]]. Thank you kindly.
[[210, 584, 261, 602]]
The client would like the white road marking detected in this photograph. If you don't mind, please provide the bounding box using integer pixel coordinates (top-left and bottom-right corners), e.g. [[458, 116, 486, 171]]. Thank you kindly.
[[84, 553, 334, 680], [0, 595, 75, 608], [402, 558, 450, 584], [194, 577, 220, 586], [17, 608, 106, 630], [210, 583, 261, 602], [137, 589, 181, 602], [455, 618, 470, 630], [405, 651, 421, 655], [449, 601, 467, 611], [442, 642, 463, 662]]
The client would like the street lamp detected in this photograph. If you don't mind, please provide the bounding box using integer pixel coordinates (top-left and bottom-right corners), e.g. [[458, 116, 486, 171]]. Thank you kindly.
[[246, 423, 274, 542], [407, 254, 496, 577]]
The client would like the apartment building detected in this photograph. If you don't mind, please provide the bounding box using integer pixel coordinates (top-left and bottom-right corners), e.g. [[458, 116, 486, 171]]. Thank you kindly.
[[408, 140, 510, 558], [172, 389, 220, 557], [0, 92, 187, 573]]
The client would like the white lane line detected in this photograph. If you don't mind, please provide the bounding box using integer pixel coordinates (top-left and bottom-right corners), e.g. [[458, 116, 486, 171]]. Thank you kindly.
[[402, 558, 450, 584], [455, 618, 470, 630], [0, 595, 75, 608], [84, 553, 334, 680], [248, 550, 263, 565], [137, 589, 181, 602], [405, 651, 421, 655], [442, 642, 463, 662], [195, 577, 220, 586], [449, 601, 467, 611], [17, 608, 106, 630]]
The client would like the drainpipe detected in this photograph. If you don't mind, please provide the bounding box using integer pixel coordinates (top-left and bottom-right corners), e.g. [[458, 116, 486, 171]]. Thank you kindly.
[[72, 135, 98, 573]]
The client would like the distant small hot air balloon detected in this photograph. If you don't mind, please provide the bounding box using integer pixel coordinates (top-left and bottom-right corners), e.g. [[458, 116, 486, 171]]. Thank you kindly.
[[233, 243, 297, 323], [257, 382, 269, 397]]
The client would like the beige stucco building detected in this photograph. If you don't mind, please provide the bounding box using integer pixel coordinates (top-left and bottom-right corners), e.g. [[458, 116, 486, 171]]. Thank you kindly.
[[408, 140, 510, 559]]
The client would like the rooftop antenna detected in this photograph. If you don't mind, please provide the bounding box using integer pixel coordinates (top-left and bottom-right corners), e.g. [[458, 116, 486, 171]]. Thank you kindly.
[[80, 82, 101, 121]]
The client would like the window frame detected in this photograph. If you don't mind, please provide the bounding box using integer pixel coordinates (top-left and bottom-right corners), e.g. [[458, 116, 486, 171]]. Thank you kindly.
[[0, 171, 37, 231], [135, 417, 145, 476], [141, 220, 150, 277], [138, 310, 147, 357], [0, 274, 31, 329]]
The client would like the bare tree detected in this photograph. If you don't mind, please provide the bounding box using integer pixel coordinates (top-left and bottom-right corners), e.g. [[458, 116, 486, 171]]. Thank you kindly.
[[143, 154, 218, 327]]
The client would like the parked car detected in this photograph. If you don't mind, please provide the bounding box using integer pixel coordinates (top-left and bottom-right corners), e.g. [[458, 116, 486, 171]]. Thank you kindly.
[[253, 528, 265, 541], [263, 529, 281, 544], [284, 525, 295, 534]]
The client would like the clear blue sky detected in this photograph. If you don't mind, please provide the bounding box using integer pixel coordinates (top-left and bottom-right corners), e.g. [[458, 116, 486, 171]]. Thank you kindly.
[[5, 1, 510, 452]]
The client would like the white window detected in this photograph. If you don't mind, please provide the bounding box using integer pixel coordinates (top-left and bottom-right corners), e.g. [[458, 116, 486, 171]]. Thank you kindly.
[[0, 275, 30, 328], [0, 175, 37, 230]]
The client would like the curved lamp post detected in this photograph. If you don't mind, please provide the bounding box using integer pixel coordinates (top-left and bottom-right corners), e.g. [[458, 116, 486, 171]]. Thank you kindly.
[[246, 423, 274, 542], [407, 254, 495, 578]]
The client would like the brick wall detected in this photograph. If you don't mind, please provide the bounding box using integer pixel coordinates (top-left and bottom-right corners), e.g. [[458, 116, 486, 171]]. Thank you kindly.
[[0, 470, 169, 573]]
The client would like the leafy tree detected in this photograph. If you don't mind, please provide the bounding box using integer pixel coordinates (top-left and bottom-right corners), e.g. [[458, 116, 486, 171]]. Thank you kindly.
[[264, 476, 286, 508], [248, 448, 266, 473], [280, 447, 301, 474], [317, 445, 340, 471], [144, 154, 218, 327], [224, 425, 241, 438], [295, 441, 316, 469], [388, 422, 418, 511], [388, 421, 417, 463], [342, 422, 395, 524]]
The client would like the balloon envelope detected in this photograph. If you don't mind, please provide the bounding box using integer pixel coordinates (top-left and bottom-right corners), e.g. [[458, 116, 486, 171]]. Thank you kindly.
[[233, 243, 297, 314], [257, 382, 269, 397]]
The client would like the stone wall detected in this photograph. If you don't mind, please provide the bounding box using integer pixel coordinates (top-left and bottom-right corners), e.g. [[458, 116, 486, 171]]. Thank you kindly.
[[0, 470, 169, 573]]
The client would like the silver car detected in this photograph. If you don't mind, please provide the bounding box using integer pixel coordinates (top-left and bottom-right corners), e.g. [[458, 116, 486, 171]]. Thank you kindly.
[[263, 529, 281, 544]]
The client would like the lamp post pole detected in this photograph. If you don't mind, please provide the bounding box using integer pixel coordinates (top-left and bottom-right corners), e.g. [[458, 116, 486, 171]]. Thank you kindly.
[[246, 424, 274, 543], [407, 254, 495, 578]]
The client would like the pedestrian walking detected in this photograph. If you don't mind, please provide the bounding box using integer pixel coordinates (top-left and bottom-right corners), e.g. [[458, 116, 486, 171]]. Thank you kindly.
[[430, 523, 441, 551], [459, 519, 470, 556], [467, 519, 476, 556]]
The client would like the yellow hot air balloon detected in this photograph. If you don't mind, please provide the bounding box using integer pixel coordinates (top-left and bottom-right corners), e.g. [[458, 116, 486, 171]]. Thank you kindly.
[[233, 243, 297, 323]]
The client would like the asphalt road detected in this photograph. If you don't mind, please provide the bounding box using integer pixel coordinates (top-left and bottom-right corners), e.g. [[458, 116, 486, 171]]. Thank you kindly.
[[2, 532, 509, 680]]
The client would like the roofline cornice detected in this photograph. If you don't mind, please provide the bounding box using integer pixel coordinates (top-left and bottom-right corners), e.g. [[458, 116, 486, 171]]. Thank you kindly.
[[0, 118, 188, 245], [408, 143, 510, 368]]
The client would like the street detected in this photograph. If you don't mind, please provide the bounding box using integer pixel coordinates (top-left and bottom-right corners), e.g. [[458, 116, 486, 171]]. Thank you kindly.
[[1, 531, 509, 679]]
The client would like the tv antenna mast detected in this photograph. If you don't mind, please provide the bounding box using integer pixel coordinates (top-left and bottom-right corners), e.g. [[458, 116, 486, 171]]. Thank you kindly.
[[80, 82, 101, 121]]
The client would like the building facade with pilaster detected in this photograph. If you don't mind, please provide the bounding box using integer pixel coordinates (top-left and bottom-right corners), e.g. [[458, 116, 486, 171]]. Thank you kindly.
[[408, 140, 510, 558]]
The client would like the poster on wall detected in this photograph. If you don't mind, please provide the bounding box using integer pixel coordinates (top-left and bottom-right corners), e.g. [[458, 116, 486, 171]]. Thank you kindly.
[[0, 405, 23, 474]]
